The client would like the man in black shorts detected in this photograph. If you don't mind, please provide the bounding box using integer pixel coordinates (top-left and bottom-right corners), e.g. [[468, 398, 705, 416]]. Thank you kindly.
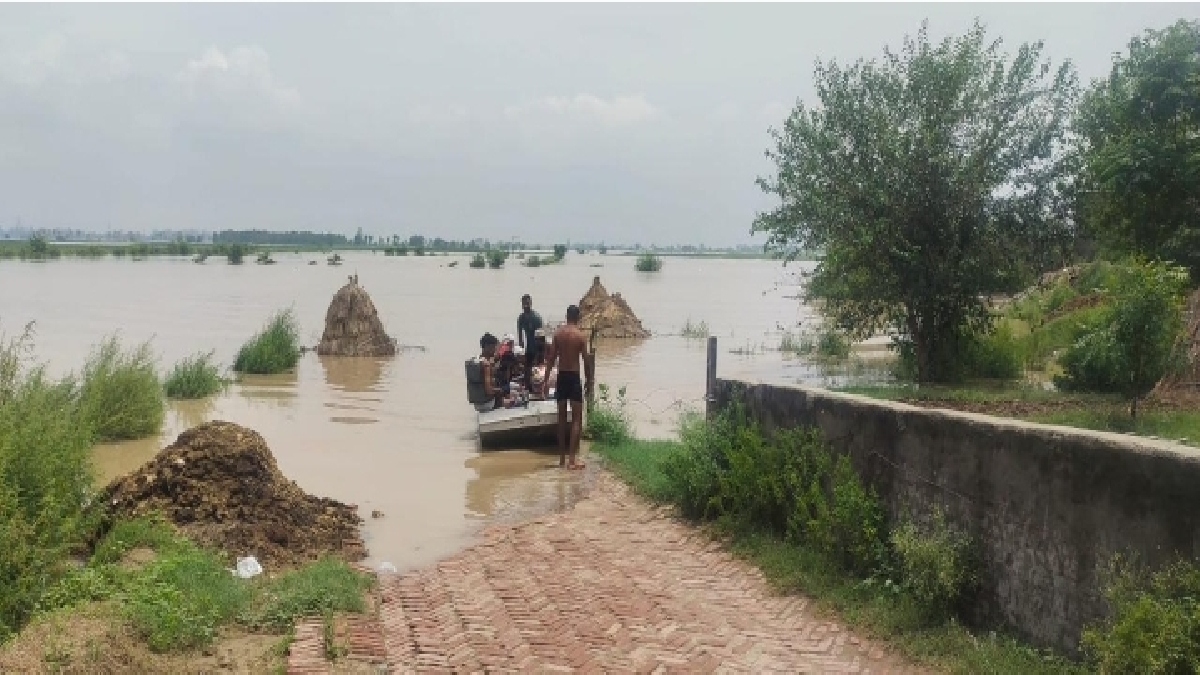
[[517, 294, 543, 390], [543, 305, 589, 469]]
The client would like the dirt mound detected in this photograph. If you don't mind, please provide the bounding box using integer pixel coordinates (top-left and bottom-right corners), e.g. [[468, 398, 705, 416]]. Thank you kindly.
[[577, 276, 650, 339], [100, 421, 366, 567], [1153, 288, 1200, 403], [316, 277, 396, 357]]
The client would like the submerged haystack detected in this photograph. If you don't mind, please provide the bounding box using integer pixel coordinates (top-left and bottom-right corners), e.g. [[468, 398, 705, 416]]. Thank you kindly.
[[578, 276, 650, 338], [101, 421, 366, 566], [316, 276, 396, 356]]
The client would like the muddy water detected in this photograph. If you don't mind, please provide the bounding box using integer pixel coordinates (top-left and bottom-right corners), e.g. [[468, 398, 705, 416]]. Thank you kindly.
[[0, 251, 866, 572]]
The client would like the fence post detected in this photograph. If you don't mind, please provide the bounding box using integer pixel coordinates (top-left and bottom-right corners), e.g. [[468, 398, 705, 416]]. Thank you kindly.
[[706, 336, 718, 420]]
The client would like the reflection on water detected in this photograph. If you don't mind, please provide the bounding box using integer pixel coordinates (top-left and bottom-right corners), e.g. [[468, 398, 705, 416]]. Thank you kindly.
[[0, 252, 846, 569], [320, 356, 387, 393], [463, 450, 593, 525]]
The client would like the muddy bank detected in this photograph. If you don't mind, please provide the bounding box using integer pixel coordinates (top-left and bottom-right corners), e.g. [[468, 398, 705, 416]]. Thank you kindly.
[[100, 421, 366, 567]]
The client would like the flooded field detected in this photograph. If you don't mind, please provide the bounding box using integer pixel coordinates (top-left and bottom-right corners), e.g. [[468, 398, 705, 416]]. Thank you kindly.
[[0, 251, 876, 571]]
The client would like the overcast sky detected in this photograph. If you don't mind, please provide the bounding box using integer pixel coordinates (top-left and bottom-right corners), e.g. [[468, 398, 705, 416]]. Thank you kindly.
[[1, 4, 1196, 246]]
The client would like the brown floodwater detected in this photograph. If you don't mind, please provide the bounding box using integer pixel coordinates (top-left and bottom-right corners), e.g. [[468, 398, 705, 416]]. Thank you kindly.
[[0, 251, 878, 572]]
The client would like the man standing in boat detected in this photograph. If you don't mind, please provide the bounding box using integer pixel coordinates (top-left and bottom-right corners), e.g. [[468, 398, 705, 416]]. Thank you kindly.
[[517, 294, 543, 391], [543, 305, 590, 470]]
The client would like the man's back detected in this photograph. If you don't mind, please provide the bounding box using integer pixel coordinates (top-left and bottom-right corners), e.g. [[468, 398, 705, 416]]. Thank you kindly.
[[552, 324, 587, 372]]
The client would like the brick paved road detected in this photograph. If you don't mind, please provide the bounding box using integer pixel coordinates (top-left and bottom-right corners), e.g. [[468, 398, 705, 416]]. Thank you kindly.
[[290, 470, 923, 674]]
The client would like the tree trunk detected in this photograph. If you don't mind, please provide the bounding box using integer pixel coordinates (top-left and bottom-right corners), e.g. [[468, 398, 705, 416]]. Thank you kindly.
[[1130, 396, 1139, 421]]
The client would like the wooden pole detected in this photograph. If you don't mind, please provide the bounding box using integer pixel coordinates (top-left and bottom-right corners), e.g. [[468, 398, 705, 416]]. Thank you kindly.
[[706, 336, 718, 420]]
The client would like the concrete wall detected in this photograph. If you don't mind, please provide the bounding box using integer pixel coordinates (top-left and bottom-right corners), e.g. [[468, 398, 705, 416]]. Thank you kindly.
[[714, 379, 1200, 654]]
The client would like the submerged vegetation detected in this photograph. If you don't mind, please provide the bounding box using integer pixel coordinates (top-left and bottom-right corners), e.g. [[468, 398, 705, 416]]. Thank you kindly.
[[163, 351, 226, 400], [634, 253, 663, 272], [233, 310, 301, 375], [79, 336, 165, 442]]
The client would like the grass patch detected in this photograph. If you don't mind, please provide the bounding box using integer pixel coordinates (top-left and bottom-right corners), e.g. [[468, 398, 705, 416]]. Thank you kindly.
[[233, 310, 301, 375], [79, 335, 165, 442], [1030, 409, 1200, 444], [240, 558, 372, 633], [124, 545, 252, 652], [839, 383, 1086, 405], [30, 517, 373, 655], [588, 398, 1084, 674], [163, 351, 226, 399]]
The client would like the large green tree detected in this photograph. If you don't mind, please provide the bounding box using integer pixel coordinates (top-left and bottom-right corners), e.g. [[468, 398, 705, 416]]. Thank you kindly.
[[753, 22, 1077, 382], [1076, 20, 1200, 280]]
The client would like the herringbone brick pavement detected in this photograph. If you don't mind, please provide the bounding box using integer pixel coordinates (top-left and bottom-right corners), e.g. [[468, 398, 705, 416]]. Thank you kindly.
[[290, 470, 924, 674]]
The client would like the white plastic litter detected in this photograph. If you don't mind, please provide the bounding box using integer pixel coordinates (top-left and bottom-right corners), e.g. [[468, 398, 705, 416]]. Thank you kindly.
[[234, 556, 263, 579], [379, 562, 398, 574]]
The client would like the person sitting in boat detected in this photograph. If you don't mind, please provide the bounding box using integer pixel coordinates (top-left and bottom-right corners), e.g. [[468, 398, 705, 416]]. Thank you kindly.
[[529, 330, 557, 398], [466, 333, 518, 412]]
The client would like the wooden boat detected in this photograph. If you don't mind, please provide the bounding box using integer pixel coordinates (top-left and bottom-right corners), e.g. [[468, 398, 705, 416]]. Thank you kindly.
[[477, 400, 570, 449]]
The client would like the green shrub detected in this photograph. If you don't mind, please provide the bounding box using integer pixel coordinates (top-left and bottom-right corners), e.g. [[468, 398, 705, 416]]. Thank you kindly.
[[233, 309, 301, 375], [1083, 558, 1200, 674], [891, 509, 977, 622], [79, 336, 165, 442], [584, 384, 631, 445], [469, 253, 486, 268], [635, 253, 663, 272], [961, 322, 1024, 380], [524, 255, 543, 267], [1056, 260, 1187, 417], [163, 351, 226, 399], [487, 249, 507, 268], [0, 325, 95, 639], [816, 329, 851, 359], [662, 407, 886, 575], [124, 544, 252, 652], [226, 243, 246, 264], [240, 558, 372, 632]]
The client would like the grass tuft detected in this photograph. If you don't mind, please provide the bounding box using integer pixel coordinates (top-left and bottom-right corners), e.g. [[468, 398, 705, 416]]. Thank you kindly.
[[163, 351, 226, 399], [79, 336, 165, 442], [233, 310, 301, 375]]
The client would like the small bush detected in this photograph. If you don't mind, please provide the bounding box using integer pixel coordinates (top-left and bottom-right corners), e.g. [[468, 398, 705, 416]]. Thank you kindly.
[[662, 407, 886, 575], [584, 384, 631, 445], [125, 544, 252, 652], [553, 244, 568, 261], [226, 243, 246, 264], [635, 253, 663, 272], [0, 325, 97, 639], [79, 336, 165, 442], [487, 249, 507, 269], [1056, 260, 1187, 416], [961, 322, 1024, 380], [163, 351, 226, 399], [816, 329, 851, 359], [1083, 558, 1200, 674], [241, 558, 372, 633], [233, 310, 301, 375], [524, 255, 543, 267], [469, 253, 486, 268], [891, 509, 977, 622]]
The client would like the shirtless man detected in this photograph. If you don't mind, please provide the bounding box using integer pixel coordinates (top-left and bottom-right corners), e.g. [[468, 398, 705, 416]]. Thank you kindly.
[[543, 305, 590, 469]]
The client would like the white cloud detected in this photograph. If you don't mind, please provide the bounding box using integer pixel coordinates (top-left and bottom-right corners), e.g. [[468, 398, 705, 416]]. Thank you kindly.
[[504, 93, 662, 126], [175, 45, 299, 108]]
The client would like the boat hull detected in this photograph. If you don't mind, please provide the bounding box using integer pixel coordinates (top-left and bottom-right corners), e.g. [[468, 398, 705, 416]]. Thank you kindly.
[[477, 400, 572, 450]]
